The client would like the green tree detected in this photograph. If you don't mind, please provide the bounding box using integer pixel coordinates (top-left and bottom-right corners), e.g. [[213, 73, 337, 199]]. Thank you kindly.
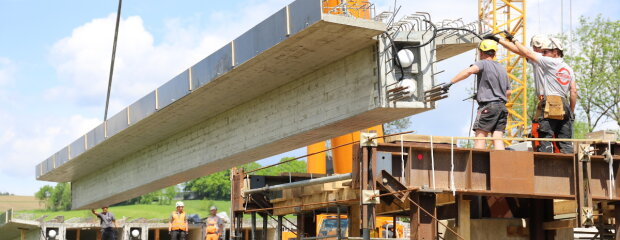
[[184, 158, 307, 200], [35, 183, 71, 211], [383, 118, 411, 135], [565, 15, 620, 131], [162, 186, 178, 205]]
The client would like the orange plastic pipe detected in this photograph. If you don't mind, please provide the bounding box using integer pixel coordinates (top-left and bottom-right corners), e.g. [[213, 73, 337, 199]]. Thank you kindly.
[[307, 142, 327, 174], [332, 125, 383, 174]]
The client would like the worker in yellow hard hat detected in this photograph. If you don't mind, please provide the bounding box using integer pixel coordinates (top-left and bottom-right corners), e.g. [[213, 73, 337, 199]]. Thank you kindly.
[[439, 39, 511, 150]]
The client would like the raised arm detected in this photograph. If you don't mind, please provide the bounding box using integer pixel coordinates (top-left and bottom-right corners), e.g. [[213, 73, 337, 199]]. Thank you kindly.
[[450, 65, 480, 84], [569, 79, 577, 113]]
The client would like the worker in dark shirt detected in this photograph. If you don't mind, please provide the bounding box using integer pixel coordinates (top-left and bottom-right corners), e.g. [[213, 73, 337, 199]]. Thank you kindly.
[[92, 206, 118, 240], [442, 39, 512, 150]]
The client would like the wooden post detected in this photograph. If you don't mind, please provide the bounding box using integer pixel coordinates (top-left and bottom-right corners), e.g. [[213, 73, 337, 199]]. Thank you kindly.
[[154, 229, 160, 240], [97, 230, 102, 240], [349, 205, 361, 237], [20, 229, 25, 240], [457, 195, 471, 240], [410, 192, 437, 240], [76, 229, 81, 240]]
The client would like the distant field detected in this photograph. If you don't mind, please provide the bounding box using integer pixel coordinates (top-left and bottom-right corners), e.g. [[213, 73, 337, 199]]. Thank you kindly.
[[17, 199, 231, 221], [0, 195, 45, 211]]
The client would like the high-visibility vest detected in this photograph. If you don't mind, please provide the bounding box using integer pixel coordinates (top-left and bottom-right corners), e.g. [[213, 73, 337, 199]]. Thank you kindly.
[[171, 211, 188, 231], [206, 217, 219, 234]]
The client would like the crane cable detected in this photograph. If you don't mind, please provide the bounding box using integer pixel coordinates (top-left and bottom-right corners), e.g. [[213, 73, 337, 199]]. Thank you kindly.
[[103, 0, 123, 121]]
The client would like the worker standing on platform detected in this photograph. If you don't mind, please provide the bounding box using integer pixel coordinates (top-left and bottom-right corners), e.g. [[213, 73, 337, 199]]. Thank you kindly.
[[441, 39, 511, 150], [493, 34, 576, 153], [169, 201, 189, 240], [205, 206, 224, 240], [92, 206, 117, 240]]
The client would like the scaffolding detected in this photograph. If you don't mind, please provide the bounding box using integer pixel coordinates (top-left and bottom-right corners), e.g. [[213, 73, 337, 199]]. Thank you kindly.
[[478, 0, 528, 145]]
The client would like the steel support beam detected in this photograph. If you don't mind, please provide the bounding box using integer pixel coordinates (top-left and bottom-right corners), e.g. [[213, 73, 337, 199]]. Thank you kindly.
[[410, 192, 437, 240]]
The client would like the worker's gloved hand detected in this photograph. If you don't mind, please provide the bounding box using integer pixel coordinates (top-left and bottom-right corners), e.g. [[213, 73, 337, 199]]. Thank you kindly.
[[503, 31, 515, 42], [482, 34, 500, 42], [441, 82, 453, 91]]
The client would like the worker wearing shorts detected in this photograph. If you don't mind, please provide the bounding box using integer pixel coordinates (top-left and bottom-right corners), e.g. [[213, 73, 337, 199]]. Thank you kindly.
[[443, 39, 511, 150]]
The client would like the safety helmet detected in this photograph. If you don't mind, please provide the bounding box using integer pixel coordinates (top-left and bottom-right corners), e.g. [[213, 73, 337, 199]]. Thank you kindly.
[[176, 201, 184, 207], [478, 39, 498, 52], [530, 35, 550, 48], [543, 37, 564, 51], [210, 206, 217, 211]]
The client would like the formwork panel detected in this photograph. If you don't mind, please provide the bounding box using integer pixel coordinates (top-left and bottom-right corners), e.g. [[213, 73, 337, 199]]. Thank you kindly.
[[288, 0, 322, 34], [190, 44, 233, 90], [234, 7, 288, 66], [86, 123, 106, 149], [69, 135, 86, 159], [129, 91, 157, 124], [106, 108, 129, 138], [157, 70, 190, 109]]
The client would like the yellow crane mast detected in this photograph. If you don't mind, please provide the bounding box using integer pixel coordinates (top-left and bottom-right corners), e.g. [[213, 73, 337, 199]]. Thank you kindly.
[[479, 0, 528, 144]]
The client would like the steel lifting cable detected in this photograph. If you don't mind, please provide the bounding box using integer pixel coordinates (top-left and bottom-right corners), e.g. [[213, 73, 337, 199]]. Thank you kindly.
[[103, 0, 123, 121], [609, 141, 615, 199], [245, 131, 415, 174], [450, 136, 456, 196], [430, 135, 436, 189]]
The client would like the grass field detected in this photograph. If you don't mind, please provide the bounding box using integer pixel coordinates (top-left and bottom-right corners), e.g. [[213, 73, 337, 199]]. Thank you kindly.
[[17, 199, 231, 221]]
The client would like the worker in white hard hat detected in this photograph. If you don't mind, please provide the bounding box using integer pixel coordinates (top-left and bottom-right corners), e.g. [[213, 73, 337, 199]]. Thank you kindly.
[[441, 39, 511, 150], [490, 33, 576, 153], [204, 206, 224, 240], [169, 201, 189, 240]]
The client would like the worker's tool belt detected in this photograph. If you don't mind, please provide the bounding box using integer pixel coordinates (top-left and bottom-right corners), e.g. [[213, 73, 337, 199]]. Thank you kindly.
[[478, 100, 506, 106], [543, 95, 565, 120]]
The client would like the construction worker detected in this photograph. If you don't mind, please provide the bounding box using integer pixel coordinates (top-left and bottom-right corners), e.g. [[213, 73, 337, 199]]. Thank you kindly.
[[91, 206, 117, 240], [205, 206, 223, 240], [492, 34, 576, 153], [169, 201, 189, 240], [442, 39, 511, 150]]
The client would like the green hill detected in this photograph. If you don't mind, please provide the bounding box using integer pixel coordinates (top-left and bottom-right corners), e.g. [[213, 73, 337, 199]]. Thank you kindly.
[[17, 199, 230, 221]]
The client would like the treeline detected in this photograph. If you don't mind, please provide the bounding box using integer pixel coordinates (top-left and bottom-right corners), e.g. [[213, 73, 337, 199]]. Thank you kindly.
[[184, 157, 306, 200], [33, 157, 306, 210]]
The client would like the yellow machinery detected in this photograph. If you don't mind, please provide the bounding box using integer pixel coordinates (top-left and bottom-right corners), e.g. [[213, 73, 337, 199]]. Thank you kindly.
[[479, 0, 528, 145], [315, 214, 404, 239]]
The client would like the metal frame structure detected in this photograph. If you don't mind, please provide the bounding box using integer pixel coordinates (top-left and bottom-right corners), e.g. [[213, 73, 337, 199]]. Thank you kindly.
[[479, 0, 529, 144], [233, 134, 620, 240]]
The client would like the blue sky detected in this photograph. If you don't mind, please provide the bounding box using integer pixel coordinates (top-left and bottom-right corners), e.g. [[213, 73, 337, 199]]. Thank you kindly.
[[0, 0, 617, 196]]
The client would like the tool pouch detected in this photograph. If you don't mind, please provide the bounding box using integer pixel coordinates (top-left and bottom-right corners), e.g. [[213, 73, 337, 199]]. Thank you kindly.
[[543, 95, 565, 120]]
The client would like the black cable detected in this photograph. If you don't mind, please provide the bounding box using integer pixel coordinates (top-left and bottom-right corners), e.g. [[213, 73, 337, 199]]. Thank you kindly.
[[383, 33, 405, 81], [103, 0, 123, 121]]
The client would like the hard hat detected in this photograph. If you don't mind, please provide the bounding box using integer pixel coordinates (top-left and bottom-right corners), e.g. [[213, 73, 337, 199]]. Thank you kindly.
[[176, 201, 184, 207], [478, 39, 498, 52], [543, 37, 564, 51], [210, 206, 217, 211], [530, 35, 550, 48]]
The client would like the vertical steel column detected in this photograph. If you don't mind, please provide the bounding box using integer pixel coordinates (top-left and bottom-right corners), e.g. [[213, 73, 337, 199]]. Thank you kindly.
[[277, 216, 283, 240], [410, 192, 437, 240], [337, 206, 342, 240], [297, 213, 305, 240], [360, 132, 377, 240], [261, 213, 268, 240], [251, 212, 257, 240]]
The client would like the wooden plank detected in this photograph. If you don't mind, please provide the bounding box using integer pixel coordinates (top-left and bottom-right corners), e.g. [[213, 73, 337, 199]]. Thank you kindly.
[[554, 200, 576, 215], [489, 151, 534, 194], [543, 218, 576, 230], [456, 195, 471, 240], [385, 134, 455, 144]]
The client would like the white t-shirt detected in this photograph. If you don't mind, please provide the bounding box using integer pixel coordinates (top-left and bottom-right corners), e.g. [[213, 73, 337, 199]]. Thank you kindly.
[[529, 53, 574, 98]]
